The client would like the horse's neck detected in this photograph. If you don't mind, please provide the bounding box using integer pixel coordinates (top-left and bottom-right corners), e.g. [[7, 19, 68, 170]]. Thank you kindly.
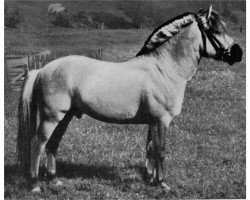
[[156, 24, 201, 81]]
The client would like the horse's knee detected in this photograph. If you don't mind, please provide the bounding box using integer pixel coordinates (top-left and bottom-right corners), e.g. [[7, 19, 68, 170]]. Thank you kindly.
[[159, 113, 172, 141], [160, 114, 172, 128]]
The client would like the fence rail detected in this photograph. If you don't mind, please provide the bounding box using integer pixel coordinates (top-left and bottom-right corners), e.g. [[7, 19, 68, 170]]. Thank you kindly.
[[5, 49, 103, 91]]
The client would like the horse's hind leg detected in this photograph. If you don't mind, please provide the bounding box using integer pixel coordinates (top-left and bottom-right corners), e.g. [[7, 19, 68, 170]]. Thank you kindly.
[[30, 119, 58, 192], [45, 109, 74, 182], [146, 114, 172, 188]]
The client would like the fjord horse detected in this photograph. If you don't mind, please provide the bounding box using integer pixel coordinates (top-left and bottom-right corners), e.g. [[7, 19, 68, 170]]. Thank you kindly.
[[17, 6, 242, 192]]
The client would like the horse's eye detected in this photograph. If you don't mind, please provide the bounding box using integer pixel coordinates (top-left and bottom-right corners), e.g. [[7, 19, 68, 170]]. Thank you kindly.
[[215, 30, 222, 34], [211, 28, 222, 34]]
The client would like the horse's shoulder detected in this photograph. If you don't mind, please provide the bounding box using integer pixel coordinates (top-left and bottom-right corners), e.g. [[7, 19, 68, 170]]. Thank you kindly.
[[143, 76, 186, 117]]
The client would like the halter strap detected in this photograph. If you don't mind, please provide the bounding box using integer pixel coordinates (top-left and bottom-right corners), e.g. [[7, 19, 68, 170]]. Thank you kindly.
[[195, 14, 231, 60]]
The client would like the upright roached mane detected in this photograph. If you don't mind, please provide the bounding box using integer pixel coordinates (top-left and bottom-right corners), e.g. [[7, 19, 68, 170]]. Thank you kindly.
[[136, 13, 194, 56], [136, 10, 226, 57]]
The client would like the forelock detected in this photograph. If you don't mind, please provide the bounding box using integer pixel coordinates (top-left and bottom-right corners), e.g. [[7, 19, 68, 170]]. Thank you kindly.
[[208, 10, 226, 33]]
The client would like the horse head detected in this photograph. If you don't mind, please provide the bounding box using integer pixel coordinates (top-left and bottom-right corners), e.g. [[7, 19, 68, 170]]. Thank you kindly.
[[196, 5, 243, 65]]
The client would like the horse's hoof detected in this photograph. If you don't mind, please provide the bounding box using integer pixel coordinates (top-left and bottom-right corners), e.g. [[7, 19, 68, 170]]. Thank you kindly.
[[55, 180, 62, 186], [161, 181, 171, 191], [31, 185, 41, 193], [149, 177, 159, 187], [153, 168, 157, 179], [30, 177, 41, 192], [145, 159, 153, 175], [149, 177, 154, 184], [48, 177, 63, 186], [46, 172, 56, 181]]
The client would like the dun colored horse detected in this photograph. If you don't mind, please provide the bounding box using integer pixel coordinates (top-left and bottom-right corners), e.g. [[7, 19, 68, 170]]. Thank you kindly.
[[17, 6, 242, 192]]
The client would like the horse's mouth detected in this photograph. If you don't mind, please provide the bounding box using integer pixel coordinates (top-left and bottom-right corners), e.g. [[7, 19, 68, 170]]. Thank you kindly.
[[226, 43, 243, 65]]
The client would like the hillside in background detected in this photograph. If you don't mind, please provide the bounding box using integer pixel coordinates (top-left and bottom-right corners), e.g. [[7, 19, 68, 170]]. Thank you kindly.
[[4, 0, 246, 54], [4, 0, 246, 30]]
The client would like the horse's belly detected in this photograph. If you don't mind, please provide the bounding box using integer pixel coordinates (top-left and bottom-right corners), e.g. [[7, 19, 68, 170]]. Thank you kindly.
[[87, 102, 138, 121], [82, 99, 139, 122], [76, 85, 141, 122]]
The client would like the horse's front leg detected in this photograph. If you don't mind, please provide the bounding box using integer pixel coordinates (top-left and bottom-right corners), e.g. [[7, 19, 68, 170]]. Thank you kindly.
[[146, 114, 172, 188]]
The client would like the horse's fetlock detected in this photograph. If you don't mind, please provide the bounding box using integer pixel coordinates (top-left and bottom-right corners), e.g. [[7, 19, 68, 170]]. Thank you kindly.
[[146, 158, 155, 175], [46, 171, 56, 181], [29, 176, 40, 191]]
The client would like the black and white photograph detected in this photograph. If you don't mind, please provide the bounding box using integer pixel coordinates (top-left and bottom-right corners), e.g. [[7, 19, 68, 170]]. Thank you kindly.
[[4, 0, 246, 199]]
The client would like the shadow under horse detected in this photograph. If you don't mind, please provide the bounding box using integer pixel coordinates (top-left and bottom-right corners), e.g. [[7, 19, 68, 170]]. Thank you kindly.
[[16, 6, 242, 192]]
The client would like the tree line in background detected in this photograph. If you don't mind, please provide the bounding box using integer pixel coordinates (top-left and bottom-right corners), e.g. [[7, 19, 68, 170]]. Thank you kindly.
[[4, 6, 21, 28], [49, 9, 134, 29], [4, 1, 245, 29]]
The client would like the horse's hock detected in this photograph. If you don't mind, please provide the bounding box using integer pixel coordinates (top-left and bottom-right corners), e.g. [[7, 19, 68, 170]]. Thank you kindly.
[[5, 49, 103, 91]]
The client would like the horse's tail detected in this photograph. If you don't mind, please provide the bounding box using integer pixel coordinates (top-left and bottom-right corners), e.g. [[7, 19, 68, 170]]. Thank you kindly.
[[16, 69, 40, 174]]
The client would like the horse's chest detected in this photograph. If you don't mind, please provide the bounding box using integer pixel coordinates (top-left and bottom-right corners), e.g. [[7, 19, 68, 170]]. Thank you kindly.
[[147, 81, 186, 117]]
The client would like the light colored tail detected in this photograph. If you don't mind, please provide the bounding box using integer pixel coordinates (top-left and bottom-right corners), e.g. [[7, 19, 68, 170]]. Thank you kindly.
[[16, 69, 40, 174]]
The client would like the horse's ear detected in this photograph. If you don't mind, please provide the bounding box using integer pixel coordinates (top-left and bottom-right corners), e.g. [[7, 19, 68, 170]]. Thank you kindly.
[[206, 5, 213, 20]]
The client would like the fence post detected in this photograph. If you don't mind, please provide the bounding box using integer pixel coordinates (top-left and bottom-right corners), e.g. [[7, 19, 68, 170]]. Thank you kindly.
[[4, 53, 9, 89], [32, 54, 35, 70], [41, 55, 44, 68], [27, 54, 30, 71], [34, 55, 37, 69], [35, 55, 39, 69]]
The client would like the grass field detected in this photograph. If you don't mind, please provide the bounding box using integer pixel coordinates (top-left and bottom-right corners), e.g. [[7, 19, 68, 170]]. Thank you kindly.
[[4, 24, 246, 199]]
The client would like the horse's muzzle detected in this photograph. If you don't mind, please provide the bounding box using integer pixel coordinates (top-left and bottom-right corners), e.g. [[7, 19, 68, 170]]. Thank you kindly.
[[223, 43, 243, 65]]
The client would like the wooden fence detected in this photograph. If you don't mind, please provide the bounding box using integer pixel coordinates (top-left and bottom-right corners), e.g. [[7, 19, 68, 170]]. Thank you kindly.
[[5, 49, 103, 91]]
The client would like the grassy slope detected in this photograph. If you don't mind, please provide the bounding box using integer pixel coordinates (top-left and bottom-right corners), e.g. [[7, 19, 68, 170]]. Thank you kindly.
[[5, 28, 149, 60]]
